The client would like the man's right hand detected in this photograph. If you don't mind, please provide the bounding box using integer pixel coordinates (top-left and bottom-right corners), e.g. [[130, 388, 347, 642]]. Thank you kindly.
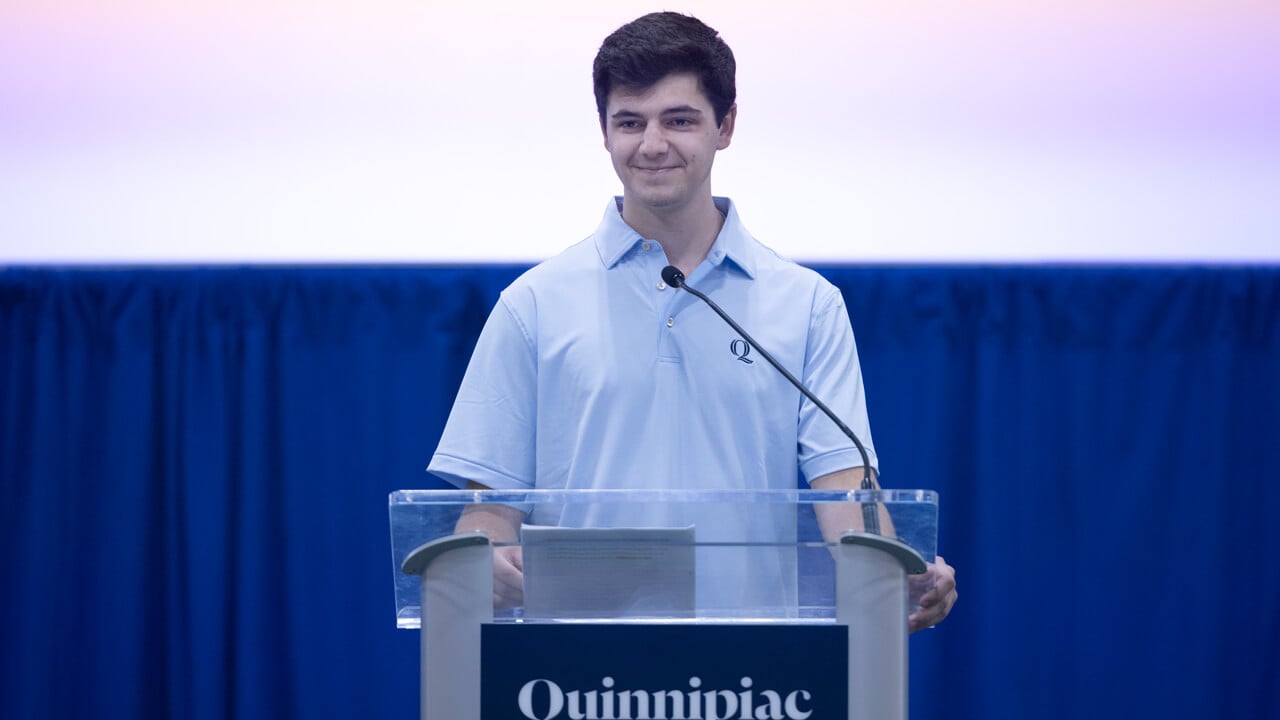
[[456, 481, 528, 611], [493, 545, 525, 610]]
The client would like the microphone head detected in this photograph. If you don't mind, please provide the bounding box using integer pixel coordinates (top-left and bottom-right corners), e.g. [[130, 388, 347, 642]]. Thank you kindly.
[[661, 265, 686, 288]]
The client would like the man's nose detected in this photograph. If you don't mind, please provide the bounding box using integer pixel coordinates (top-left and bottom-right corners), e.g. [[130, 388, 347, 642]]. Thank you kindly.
[[638, 123, 668, 156]]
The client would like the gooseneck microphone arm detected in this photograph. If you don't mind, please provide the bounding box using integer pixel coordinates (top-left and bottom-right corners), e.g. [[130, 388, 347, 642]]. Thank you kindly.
[[660, 265, 880, 535]]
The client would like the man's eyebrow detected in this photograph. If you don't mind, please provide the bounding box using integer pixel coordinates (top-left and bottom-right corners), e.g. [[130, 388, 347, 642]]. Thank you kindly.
[[609, 105, 705, 119]]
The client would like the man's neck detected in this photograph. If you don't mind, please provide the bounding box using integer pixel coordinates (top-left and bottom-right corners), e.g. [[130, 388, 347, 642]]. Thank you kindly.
[[621, 195, 725, 274]]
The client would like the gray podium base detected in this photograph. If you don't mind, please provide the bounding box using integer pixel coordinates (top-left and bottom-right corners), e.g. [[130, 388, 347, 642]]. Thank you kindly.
[[402, 532, 493, 720], [838, 531, 927, 720]]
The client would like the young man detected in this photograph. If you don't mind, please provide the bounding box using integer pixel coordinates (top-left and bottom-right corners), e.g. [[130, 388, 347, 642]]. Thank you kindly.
[[428, 12, 956, 629]]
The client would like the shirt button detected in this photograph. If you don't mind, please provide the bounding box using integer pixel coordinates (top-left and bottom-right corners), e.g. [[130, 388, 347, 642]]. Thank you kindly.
[[666, 316, 674, 327], [656, 281, 667, 291], [641, 242, 652, 251]]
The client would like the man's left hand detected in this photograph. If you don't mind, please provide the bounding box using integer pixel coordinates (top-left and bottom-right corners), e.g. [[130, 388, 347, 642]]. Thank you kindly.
[[908, 554, 957, 633]]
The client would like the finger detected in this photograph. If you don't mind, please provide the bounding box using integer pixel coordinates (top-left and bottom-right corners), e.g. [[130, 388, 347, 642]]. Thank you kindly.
[[910, 567, 942, 608], [495, 587, 523, 611], [494, 574, 524, 610], [919, 577, 955, 608], [910, 588, 955, 629], [492, 549, 525, 610], [495, 567, 522, 592], [909, 604, 945, 633], [911, 604, 942, 627], [911, 567, 957, 629], [922, 556, 956, 603], [495, 561, 523, 592], [918, 588, 958, 625]]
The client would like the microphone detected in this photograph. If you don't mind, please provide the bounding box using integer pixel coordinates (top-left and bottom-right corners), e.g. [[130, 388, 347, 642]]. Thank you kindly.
[[661, 265, 881, 535]]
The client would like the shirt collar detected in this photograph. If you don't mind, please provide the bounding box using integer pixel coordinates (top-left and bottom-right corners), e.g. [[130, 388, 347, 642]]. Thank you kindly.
[[593, 196, 758, 279]]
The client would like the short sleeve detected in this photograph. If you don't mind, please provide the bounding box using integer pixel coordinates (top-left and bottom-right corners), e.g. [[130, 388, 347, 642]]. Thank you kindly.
[[427, 295, 538, 490], [796, 285, 879, 483]]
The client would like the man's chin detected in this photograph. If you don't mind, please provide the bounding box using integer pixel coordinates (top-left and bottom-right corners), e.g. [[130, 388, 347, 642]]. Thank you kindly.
[[628, 189, 687, 210]]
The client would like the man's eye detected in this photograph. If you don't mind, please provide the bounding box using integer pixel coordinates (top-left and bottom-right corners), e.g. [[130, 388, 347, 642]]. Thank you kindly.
[[669, 118, 693, 127]]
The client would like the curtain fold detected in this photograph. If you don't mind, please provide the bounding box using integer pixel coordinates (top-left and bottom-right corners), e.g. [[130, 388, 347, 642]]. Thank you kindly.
[[2, 265, 1277, 719]]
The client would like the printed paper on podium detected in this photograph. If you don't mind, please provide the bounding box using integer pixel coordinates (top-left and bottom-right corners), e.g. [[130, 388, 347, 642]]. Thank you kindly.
[[520, 524, 696, 620]]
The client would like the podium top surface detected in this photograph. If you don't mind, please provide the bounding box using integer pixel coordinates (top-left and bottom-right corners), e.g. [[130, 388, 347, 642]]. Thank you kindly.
[[388, 488, 939, 628], [391, 487, 937, 505]]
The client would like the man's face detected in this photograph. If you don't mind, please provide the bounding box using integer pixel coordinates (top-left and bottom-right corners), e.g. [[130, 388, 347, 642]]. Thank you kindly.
[[602, 72, 736, 214]]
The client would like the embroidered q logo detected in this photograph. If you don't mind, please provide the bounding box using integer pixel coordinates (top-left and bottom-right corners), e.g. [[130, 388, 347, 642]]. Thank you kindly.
[[729, 338, 754, 364]]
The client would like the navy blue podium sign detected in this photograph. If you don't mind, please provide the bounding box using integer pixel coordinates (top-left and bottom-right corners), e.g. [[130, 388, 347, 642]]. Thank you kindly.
[[481, 624, 848, 720]]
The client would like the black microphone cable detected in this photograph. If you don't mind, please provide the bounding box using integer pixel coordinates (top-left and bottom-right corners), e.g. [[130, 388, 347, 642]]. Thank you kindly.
[[661, 265, 881, 535]]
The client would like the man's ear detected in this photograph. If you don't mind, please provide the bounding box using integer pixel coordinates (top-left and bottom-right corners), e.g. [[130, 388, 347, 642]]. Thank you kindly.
[[716, 104, 738, 150], [600, 116, 610, 150]]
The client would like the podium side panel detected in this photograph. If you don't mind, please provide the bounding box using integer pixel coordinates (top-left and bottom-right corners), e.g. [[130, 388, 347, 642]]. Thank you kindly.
[[421, 543, 493, 720], [838, 542, 910, 720]]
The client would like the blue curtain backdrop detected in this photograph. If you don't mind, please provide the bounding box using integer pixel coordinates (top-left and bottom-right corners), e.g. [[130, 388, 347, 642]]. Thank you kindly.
[[2, 265, 1277, 719]]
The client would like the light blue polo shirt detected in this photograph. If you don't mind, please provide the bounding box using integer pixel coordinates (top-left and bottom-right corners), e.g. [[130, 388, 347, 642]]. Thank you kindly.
[[428, 197, 878, 613]]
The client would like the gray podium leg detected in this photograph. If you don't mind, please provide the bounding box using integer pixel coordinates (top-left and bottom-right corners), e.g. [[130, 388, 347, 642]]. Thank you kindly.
[[401, 532, 493, 720], [836, 532, 926, 720]]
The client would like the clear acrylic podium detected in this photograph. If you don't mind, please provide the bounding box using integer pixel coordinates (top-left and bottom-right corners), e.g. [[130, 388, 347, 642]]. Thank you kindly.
[[389, 488, 937, 720]]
